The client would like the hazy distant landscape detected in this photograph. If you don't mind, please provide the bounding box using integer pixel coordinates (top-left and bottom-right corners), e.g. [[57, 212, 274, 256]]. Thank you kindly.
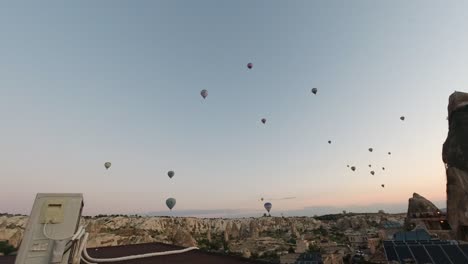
[[144, 201, 446, 218]]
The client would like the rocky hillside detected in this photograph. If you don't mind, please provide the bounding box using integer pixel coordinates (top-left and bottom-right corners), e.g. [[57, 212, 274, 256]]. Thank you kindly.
[[0, 214, 404, 252], [0, 215, 322, 248]]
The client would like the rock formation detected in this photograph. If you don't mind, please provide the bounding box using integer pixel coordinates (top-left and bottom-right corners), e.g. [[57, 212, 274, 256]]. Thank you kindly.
[[290, 221, 300, 238], [406, 193, 440, 217], [224, 222, 232, 242], [239, 222, 250, 239], [335, 215, 372, 231], [171, 229, 197, 247], [242, 248, 251, 258], [0, 215, 325, 249], [207, 227, 212, 243], [0, 215, 27, 248], [443, 91, 468, 171], [443, 91, 468, 240], [250, 221, 259, 239], [231, 222, 240, 239]]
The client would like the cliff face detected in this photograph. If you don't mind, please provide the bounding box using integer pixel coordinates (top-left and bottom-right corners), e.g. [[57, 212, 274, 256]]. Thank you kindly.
[[443, 91, 468, 241], [0, 216, 27, 248], [443, 91, 468, 171], [446, 167, 468, 240], [406, 193, 440, 217], [0, 215, 323, 248]]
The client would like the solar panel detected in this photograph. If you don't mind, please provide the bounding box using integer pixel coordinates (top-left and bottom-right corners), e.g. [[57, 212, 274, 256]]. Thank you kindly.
[[433, 241, 450, 245], [384, 241, 394, 246], [384, 245, 399, 262], [415, 229, 431, 240], [441, 245, 468, 263], [395, 232, 405, 241], [395, 245, 414, 262], [406, 232, 418, 241], [409, 245, 433, 264], [425, 245, 451, 264], [459, 244, 468, 257]]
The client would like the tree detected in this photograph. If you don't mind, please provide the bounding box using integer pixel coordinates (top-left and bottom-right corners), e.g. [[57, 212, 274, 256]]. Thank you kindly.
[[308, 243, 320, 253], [222, 240, 229, 251], [0, 241, 15, 256], [318, 226, 328, 236]]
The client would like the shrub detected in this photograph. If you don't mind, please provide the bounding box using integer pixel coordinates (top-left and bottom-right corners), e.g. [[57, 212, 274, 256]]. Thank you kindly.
[[0, 241, 16, 256]]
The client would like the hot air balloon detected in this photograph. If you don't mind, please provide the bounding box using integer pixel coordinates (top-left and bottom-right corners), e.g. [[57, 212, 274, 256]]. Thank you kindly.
[[382, 167, 385, 170], [351, 166, 356, 171], [166, 198, 176, 210], [261, 197, 264, 201], [104, 162, 111, 170], [400, 116, 405, 121], [381, 184, 385, 188], [328, 140, 332, 144], [200, 89, 208, 99], [369, 164, 372, 168], [261, 118, 266, 124], [370, 171, 375, 175], [388, 152, 391, 155], [247, 63, 253, 69], [347, 165, 350, 168], [168, 171, 175, 179], [368, 148, 373, 152], [264, 202, 272, 213], [311, 88, 318, 95]]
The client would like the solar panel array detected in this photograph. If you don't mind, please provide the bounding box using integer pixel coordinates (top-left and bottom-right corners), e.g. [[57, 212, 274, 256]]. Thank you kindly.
[[393, 229, 432, 242], [384, 241, 468, 264]]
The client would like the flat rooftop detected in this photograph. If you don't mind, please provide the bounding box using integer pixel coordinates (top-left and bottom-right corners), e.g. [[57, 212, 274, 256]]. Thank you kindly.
[[0, 242, 270, 264]]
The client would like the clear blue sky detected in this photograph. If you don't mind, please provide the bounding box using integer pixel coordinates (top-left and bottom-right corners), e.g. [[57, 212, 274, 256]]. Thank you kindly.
[[1, 1, 467, 216]]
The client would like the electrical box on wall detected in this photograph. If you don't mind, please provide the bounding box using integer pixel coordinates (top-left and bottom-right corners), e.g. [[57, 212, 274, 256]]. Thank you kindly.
[[39, 199, 66, 224], [15, 193, 84, 264]]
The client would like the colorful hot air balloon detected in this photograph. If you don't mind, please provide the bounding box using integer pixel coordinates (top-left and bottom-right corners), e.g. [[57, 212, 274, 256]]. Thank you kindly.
[[166, 198, 176, 210], [400, 116, 405, 121], [104, 162, 111, 170], [311, 88, 318, 95], [261, 118, 266, 124], [264, 202, 272, 213], [247, 63, 253, 69], [351, 166, 356, 171], [168, 171, 175, 179], [368, 148, 373, 152], [200, 89, 208, 99], [370, 171, 375, 175]]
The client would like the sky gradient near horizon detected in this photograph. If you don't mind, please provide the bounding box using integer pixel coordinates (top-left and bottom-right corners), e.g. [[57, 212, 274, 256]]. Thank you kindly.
[[1, 1, 467, 216]]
